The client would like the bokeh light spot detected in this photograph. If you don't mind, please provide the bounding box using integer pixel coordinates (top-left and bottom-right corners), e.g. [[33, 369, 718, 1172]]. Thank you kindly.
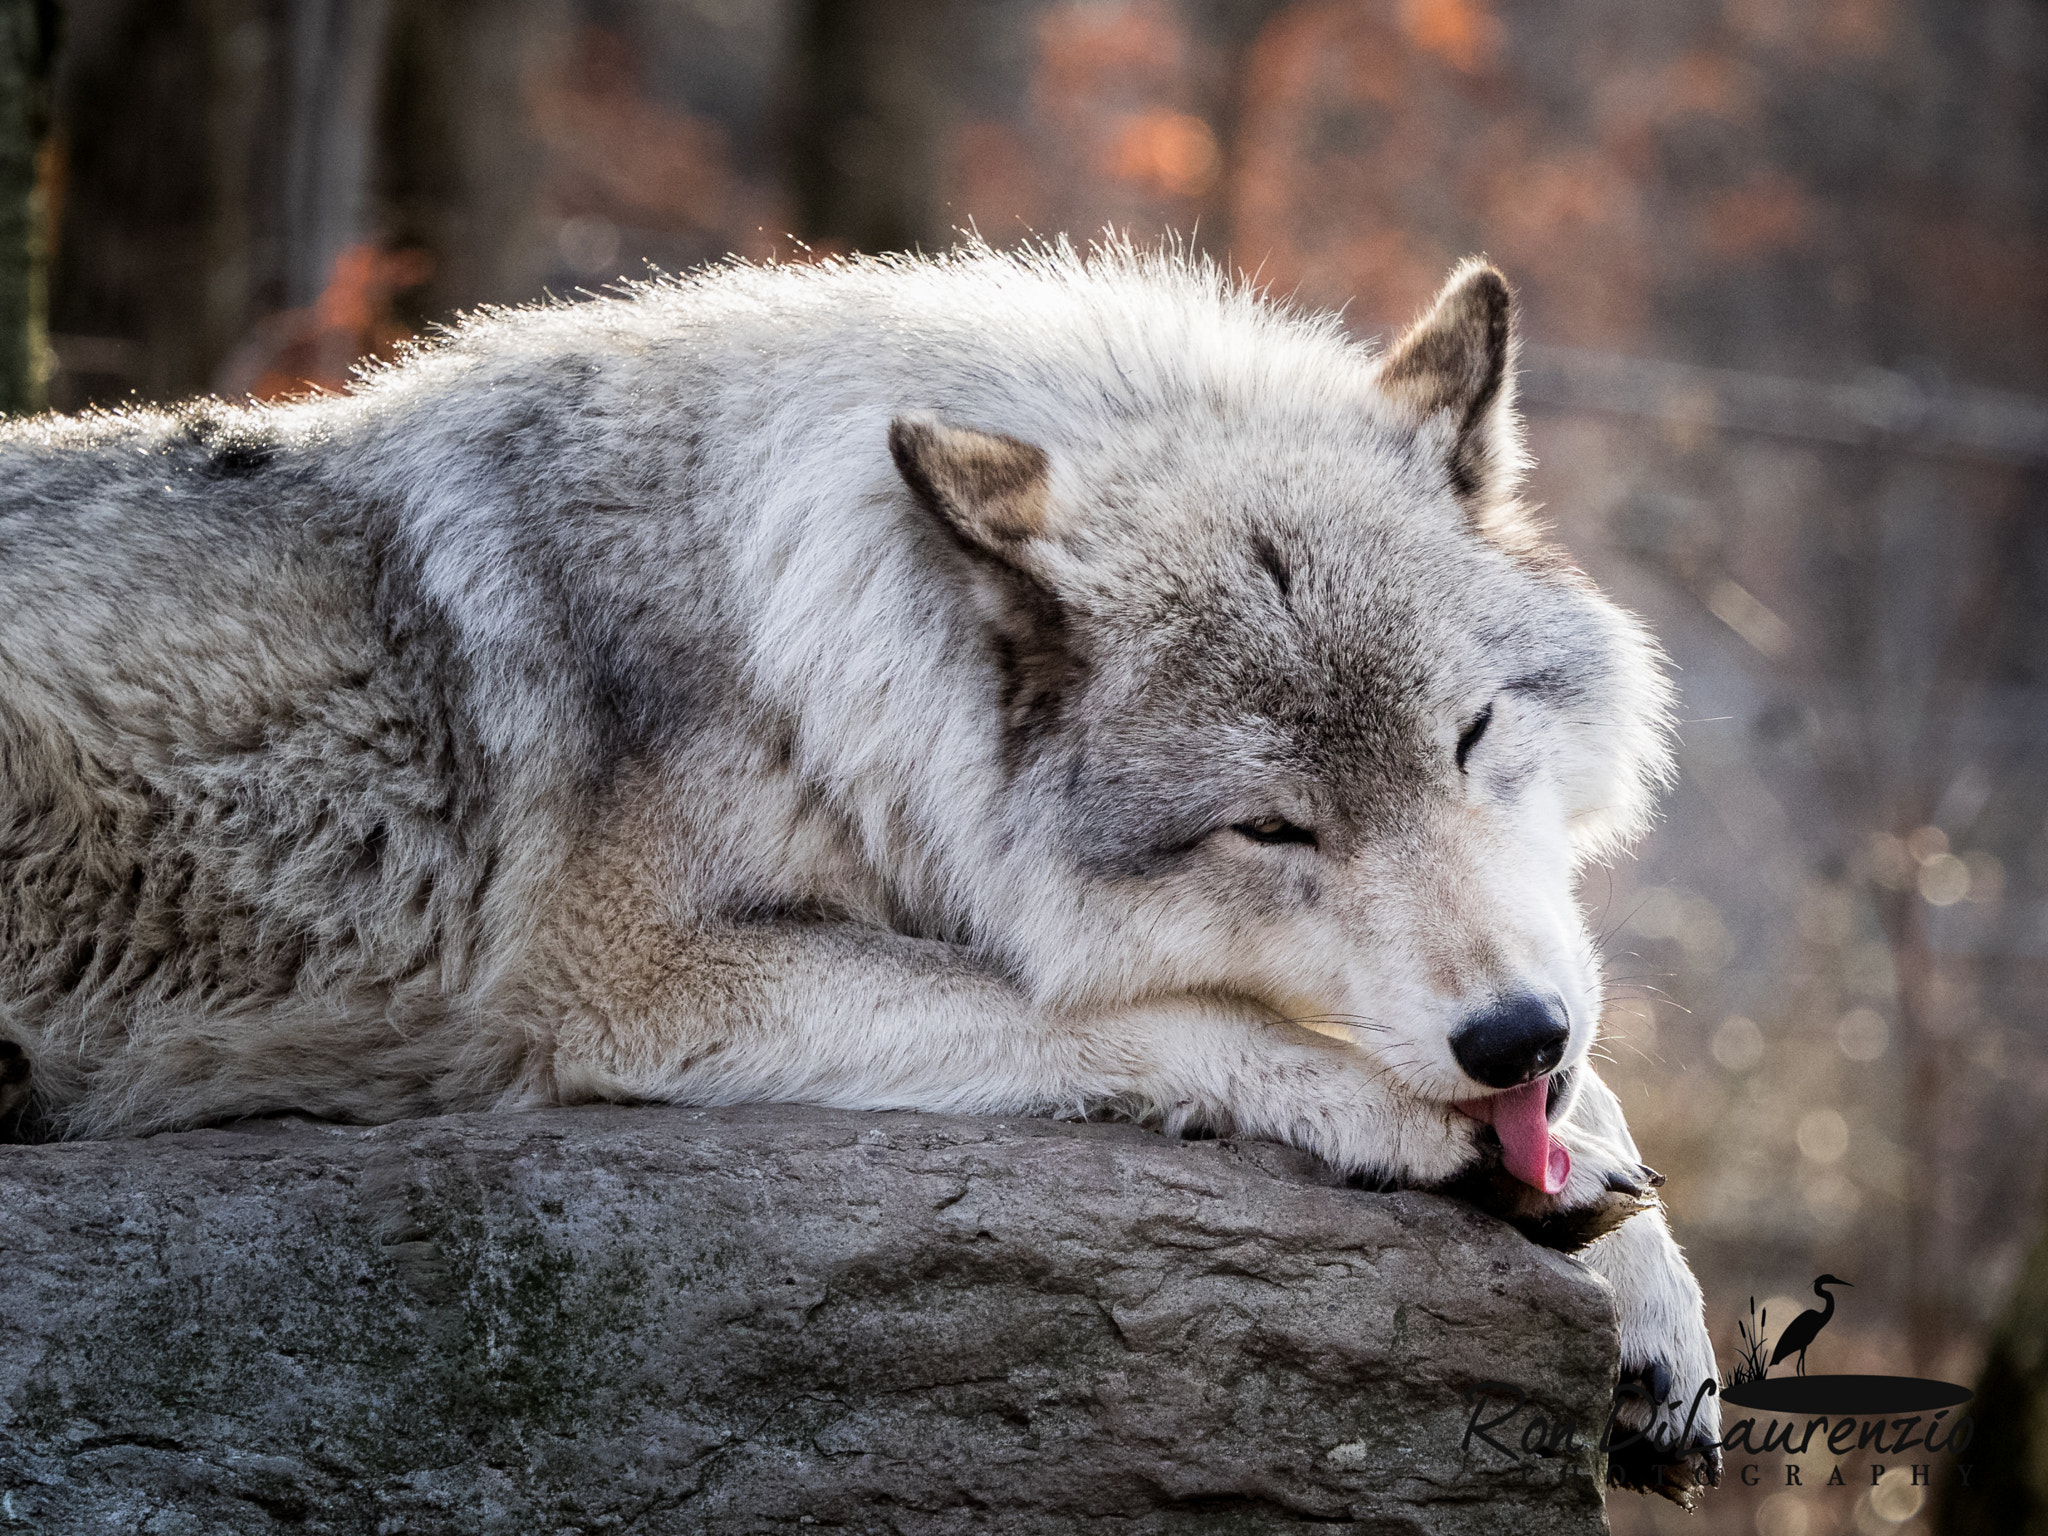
[[1796, 1108, 1849, 1162], [1917, 852, 1969, 906], [1712, 1014, 1765, 1071], [1756, 1488, 1813, 1536], [1836, 1007, 1889, 1061], [1905, 825, 1950, 862], [1868, 1477, 1927, 1523]]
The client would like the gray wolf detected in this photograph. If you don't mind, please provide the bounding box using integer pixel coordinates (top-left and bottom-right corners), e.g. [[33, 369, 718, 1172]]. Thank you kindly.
[[0, 242, 1718, 1487]]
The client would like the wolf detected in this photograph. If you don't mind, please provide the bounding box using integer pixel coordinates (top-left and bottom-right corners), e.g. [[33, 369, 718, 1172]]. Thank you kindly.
[[0, 243, 1718, 1489]]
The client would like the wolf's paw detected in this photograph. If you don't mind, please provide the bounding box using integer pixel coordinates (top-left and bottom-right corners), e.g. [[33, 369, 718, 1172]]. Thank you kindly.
[[1583, 1203, 1723, 1506], [0, 1039, 31, 1137], [1437, 1159, 1655, 1253], [1551, 1111, 1662, 1209], [1608, 1356, 1722, 1505], [1437, 1108, 1659, 1252]]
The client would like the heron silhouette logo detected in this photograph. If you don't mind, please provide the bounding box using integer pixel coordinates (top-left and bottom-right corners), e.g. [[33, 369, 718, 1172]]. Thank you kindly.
[[1763, 1274, 1852, 1377], [1719, 1272, 1974, 1445]]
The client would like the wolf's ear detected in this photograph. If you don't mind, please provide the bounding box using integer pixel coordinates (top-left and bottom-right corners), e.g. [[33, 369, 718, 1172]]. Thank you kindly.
[[1376, 260, 1526, 512], [889, 417, 1056, 557]]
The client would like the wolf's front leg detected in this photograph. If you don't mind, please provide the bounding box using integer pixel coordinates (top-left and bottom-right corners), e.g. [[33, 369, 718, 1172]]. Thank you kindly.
[[1560, 1070, 1722, 1499], [517, 919, 1479, 1190]]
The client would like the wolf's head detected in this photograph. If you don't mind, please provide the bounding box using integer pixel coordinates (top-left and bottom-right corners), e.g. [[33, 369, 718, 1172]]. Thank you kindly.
[[888, 259, 1671, 1178]]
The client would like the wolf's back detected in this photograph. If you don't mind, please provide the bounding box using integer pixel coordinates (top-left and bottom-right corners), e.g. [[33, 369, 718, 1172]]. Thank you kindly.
[[0, 403, 509, 1137]]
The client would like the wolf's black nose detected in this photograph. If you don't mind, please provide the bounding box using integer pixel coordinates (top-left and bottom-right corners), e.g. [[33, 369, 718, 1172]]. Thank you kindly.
[[1450, 994, 1571, 1088]]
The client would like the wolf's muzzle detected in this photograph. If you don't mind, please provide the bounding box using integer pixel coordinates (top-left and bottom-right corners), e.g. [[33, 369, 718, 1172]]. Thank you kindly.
[[1449, 993, 1570, 1089]]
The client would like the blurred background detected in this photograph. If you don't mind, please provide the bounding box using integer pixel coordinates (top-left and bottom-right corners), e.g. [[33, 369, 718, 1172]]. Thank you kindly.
[[1, 1, 2044, 1531]]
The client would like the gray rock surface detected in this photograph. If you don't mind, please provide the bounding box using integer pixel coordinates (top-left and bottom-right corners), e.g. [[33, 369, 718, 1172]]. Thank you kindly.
[[0, 1105, 1618, 1534]]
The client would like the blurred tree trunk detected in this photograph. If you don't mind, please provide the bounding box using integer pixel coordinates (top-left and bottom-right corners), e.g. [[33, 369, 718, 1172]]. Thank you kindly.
[[0, 0, 57, 414], [376, 0, 565, 328], [1940, 1189, 2048, 1534], [1185, 0, 1285, 274], [783, 0, 957, 254], [273, 0, 390, 309], [46, 0, 564, 408], [47, 0, 274, 406]]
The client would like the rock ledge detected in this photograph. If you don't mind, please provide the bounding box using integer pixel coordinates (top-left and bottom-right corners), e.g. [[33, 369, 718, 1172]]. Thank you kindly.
[[1, 1105, 1616, 1533]]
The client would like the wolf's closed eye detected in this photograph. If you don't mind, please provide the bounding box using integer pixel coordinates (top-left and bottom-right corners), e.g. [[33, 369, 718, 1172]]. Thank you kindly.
[[1456, 702, 1494, 772], [1232, 817, 1317, 847]]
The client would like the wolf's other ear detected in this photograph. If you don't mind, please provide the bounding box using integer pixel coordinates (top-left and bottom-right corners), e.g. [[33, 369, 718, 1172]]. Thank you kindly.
[[1376, 260, 1526, 512], [889, 416, 1056, 558]]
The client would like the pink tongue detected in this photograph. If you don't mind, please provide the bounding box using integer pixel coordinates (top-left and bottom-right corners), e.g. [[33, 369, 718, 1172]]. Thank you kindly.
[[1458, 1078, 1570, 1194]]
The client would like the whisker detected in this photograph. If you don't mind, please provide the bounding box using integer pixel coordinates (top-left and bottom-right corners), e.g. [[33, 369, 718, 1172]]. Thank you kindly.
[[1601, 991, 1676, 1005], [1283, 1012, 1392, 1034], [1597, 892, 1655, 950]]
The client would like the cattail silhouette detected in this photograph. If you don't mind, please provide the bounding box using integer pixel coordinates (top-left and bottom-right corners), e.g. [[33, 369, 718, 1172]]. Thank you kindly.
[[1728, 1296, 1772, 1387]]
